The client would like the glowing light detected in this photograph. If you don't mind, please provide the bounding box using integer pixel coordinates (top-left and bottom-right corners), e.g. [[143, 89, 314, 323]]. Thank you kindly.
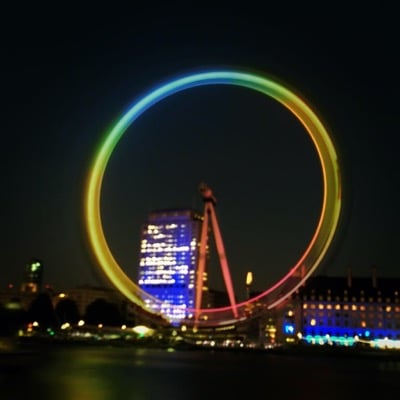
[[84, 69, 342, 326], [246, 271, 253, 286], [304, 334, 356, 346], [132, 325, 154, 336]]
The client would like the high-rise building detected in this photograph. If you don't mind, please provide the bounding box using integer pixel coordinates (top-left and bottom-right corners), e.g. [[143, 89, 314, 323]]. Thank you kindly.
[[21, 258, 43, 293], [137, 209, 206, 325]]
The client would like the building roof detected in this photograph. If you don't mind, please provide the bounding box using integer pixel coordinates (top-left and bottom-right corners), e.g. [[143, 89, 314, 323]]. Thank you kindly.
[[296, 275, 400, 298]]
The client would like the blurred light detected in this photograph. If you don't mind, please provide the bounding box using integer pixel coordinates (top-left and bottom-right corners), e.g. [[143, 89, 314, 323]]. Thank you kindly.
[[246, 271, 253, 286], [5, 301, 22, 310], [132, 325, 153, 336], [284, 324, 295, 334]]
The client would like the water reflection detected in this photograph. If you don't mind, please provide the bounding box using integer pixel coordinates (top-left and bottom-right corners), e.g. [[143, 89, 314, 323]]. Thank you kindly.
[[2, 346, 400, 399]]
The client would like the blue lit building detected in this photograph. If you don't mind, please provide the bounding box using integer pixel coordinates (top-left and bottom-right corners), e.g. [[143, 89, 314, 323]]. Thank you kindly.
[[289, 272, 400, 347], [137, 209, 205, 325]]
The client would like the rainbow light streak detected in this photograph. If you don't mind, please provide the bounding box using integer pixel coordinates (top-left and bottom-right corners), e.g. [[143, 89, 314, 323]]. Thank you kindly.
[[84, 70, 342, 324]]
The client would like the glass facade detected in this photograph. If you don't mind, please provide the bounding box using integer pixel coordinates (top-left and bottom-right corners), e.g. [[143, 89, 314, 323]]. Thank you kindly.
[[138, 209, 203, 325]]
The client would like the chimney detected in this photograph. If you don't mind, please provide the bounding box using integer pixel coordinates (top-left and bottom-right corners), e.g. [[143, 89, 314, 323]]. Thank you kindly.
[[371, 265, 377, 288], [346, 266, 352, 288]]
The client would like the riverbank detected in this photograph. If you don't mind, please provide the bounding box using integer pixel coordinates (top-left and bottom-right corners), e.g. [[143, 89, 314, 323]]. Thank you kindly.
[[2, 335, 400, 362]]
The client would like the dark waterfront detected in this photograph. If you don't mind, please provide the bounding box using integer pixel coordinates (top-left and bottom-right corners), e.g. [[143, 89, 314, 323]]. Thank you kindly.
[[1, 344, 400, 400]]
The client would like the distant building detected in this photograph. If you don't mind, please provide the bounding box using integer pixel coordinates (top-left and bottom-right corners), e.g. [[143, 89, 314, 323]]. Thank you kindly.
[[292, 273, 400, 345], [137, 208, 206, 325], [21, 258, 43, 294], [0, 284, 36, 312], [247, 267, 398, 349], [243, 268, 400, 348]]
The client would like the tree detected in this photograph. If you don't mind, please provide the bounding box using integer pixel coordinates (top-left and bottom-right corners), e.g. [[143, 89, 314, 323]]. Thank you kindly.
[[27, 292, 57, 328], [55, 298, 80, 324], [0, 302, 27, 336], [84, 298, 123, 326]]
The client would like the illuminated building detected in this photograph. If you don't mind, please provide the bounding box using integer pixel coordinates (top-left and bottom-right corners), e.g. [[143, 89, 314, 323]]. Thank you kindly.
[[138, 209, 204, 325], [292, 271, 400, 348], [21, 258, 43, 293]]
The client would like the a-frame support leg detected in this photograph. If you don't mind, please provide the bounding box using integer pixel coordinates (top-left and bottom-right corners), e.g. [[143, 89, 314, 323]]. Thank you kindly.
[[194, 200, 238, 325]]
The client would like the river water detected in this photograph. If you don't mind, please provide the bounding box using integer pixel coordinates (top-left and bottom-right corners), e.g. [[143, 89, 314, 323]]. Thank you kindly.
[[1, 345, 400, 399]]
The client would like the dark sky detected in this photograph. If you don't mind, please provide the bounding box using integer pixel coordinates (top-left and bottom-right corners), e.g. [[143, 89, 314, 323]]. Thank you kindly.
[[2, 7, 399, 297]]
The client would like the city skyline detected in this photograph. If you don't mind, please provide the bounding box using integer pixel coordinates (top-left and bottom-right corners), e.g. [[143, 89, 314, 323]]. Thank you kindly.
[[2, 10, 398, 296]]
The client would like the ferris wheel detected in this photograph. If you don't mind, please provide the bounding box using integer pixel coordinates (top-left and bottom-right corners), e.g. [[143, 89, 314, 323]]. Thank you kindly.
[[84, 69, 342, 328]]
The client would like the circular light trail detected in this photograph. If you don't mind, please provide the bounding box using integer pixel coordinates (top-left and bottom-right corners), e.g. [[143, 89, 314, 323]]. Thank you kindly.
[[84, 70, 342, 326]]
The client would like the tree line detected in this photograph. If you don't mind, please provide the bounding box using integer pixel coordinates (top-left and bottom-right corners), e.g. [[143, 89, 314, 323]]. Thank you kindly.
[[0, 292, 128, 336]]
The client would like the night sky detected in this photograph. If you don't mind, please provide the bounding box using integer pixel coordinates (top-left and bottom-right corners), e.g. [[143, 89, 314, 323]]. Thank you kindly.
[[2, 7, 398, 297]]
